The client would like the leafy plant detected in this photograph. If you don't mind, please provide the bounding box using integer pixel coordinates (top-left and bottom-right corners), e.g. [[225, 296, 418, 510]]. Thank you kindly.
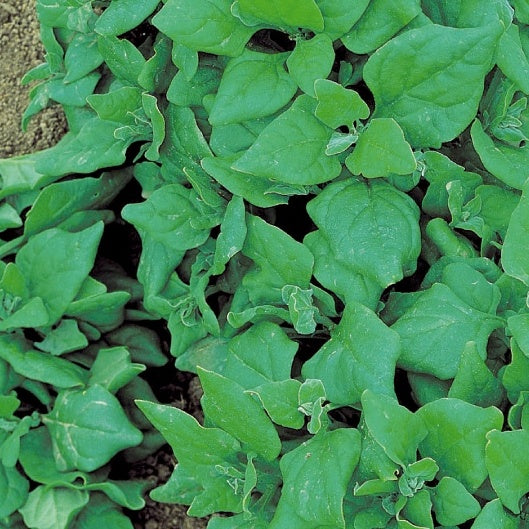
[[3, 0, 529, 528]]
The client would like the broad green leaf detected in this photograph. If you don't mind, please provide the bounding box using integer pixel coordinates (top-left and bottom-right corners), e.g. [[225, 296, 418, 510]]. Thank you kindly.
[[88, 347, 145, 393], [20, 487, 89, 529], [508, 313, 529, 356], [16, 224, 103, 324], [346, 118, 416, 178], [431, 477, 480, 526], [43, 384, 143, 472], [209, 50, 296, 125], [342, 0, 421, 54], [225, 322, 298, 389], [497, 23, 529, 94], [361, 390, 427, 467], [97, 36, 145, 85], [0, 153, 49, 200], [35, 319, 88, 356], [315, 0, 370, 40], [392, 283, 503, 379], [153, 0, 253, 56], [83, 480, 148, 510], [417, 398, 503, 491], [502, 339, 529, 403], [364, 24, 502, 148], [314, 79, 370, 129], [202, 155, 289, 208], [421, 0, 513, 28], [486, 429, 529, 514], [34, 119, 130, 178], [198, 368, 281, 461], [448, 341, 504, 407], [502, 180, 529, 285], [0, 335, 86, 389], [232, 96, 342, 185], [87, 87, 142, 125], [287, 34, 334, 97], [64, 33, 104, 83], [302, 301, 401, 406], [513, 0, 529, 24], [138, 33, 175, 93], [471, 119, 529, 189], [269, 429, 361, 529], [248, 379, 305, 429], [471, 499, 518, 529], [305, 178, 421, 292], [399, 489, 434, 529], [234, 0, 324, 31], [68, 493, 134, 529], [95, 0, 161, 36], [0, 464, 28, 518], [241, 214, 313, 305], [25, 171, 130, 237]]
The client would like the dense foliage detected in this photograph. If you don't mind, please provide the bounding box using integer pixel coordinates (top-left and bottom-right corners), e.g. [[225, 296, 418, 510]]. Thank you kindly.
[[2, 0, 529, 527]]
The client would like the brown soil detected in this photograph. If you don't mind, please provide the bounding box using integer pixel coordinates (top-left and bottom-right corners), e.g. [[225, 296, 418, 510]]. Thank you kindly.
[[0, 0, 67, 158], [0, 3, 209, 528]]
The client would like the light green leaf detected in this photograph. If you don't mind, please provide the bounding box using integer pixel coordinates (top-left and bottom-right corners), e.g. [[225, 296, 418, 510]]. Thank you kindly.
[[235, 0, 324, 31], [225, 322, 298, 389], [198, 368, 281, 461], [486, 429, 529, 514], [502, 180, 529, 285], [497, 23, 529, 94], [153, 0, 253, 56], [302, 301, 401, 406], [417, 398, 503, 491], [361, 390, 427, 467], [342, 0, 421, 54], [97, 36, 146, 85], [346, 118, 416, 178], [210, 50, 296, 125], [269, 429, 361, 529], [392, 283, 503, 379], [502, 339, 529, 403], [35, 319, 88, 356], [286, 34, 334, 97], [471, 498, 518, 529], [314, 79, 370, 129], [431, 477, 480, 526], [315, 0, 370, 40], [232, 95, 342, 185], [95, 0, 161, 36], [470, 119, 529, 189], [69, 493, 134, 529], [16, 224, 103, 324], [241, 214, 313, 305], [305, 178, 421, 291], [43, 384, 143, 472], [364, 24, 502, 148], [64, 33, 104, 83]]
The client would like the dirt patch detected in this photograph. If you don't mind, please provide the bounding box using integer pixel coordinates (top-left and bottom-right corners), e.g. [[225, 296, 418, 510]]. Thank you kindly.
[[0, 0, 66, 158]]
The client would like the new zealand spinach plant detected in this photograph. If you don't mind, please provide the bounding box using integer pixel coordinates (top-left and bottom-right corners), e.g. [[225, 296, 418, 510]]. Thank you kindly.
[[2, 0, 529, 528]]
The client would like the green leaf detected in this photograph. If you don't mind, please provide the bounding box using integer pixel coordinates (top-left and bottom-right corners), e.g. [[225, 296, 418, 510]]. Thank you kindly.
[[286, 34, 334, 97], [43, 384, 143, 472], [64, 33, 104, 84], [392, 283, 503, 379], [364, 24, 502, 148], [153, 0, 253, 56], [232, 96, 342, 185], [305, 178, 421, 294], [198, 368, 281, 461], [35, 319, 88, 356], [209, 50, 296, 125], [234, 0, 324, 31], [241, 214, 313, 305], [471, 498, 518, 529], [417, 398, 503, 491], [497, 23, 529, 94], [89, 347, 145, 393], [0, 464, 28, 518], [97, 36, 145, 85], [470, 119, 529, 189], [95, 0, 161, 36], [315, 0, 370, 40], [314, 79, 370, 129], [302, 301, 401, 406], [69, 493, 134, 529], [346, 118, 416, 178], [224, 322, 298, 389], [431, 477, 480, 526], [16, 224, 103, 324], [361, 390, 427, 467], [502, 180, 529, 286], [20, 487, 89, 529], [342, 0, 421, 54], [486, 429, 529, 514], [502, 339, 529, 403], [269, 429, 361, 529]]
